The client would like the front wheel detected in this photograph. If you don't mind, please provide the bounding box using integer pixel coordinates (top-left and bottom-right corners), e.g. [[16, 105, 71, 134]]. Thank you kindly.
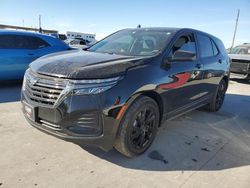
[[205, 79, 227, 112], [114, 96, 160, 157]]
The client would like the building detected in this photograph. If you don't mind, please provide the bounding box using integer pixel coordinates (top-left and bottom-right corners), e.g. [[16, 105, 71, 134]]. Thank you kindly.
[[0, 24, 58, 34]]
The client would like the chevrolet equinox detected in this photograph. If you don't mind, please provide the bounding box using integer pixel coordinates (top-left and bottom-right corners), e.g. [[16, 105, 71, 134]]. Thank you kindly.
[[21, 28, 230, 157]]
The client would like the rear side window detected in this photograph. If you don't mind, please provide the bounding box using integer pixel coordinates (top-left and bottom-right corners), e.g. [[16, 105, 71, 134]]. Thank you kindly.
[[213, 38, 227, 55], [211, 39, 219, 56], [197, 34, 213, 58], [0, 34, 49, 49], [0, 35, 16, 48], [30, 36, 50, 49]]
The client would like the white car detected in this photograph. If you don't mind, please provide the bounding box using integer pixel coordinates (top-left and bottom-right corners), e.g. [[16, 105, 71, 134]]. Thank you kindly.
[[69, 39, 89, 49]]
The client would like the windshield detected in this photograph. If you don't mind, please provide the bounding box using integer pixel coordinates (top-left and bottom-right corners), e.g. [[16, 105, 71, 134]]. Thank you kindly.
[[230, 46, 250, 55], [88, 29, 172, 56]]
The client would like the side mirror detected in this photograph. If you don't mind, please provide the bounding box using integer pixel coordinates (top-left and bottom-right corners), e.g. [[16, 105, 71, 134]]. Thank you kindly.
[[170, 50, 196, 62]]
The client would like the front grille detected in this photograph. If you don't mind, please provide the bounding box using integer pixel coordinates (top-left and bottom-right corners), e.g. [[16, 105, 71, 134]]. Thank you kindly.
[[24, 70, 67, 107], [231, 59, 250, 63]]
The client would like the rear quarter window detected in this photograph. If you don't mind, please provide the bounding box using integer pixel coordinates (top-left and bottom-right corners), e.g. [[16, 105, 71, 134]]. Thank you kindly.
[[213, 37, 227, 55], [29, 36, 50, 49]]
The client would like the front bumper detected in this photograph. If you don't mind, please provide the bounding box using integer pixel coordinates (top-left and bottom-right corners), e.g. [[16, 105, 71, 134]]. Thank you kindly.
[[230, 72, 250, 79], [21, 92, 121, 151], [230, 61, 250, 79]]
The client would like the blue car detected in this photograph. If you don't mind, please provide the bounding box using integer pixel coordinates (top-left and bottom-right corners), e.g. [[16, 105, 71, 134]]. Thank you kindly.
[[0, 30, 70, 80]]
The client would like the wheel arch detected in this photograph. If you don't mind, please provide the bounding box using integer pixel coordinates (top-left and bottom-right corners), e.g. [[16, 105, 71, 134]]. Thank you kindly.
[[126, 91, 164, 127], [222, 75, 229, 90]]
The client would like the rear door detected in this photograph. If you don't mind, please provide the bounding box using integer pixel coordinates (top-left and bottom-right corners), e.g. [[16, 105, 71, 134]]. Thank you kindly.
[[196, 33, 223, 97]]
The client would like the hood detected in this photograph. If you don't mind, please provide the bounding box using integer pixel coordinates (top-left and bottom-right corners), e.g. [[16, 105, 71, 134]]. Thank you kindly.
[[30, 50, 146, 79], [229, 54, 250, 61]]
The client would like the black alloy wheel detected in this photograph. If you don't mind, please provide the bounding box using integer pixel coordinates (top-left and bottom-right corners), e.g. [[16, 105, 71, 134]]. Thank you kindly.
[[215, 80, 226, 111], [114, 96, 160, 157], [205, 79, 227, 112]]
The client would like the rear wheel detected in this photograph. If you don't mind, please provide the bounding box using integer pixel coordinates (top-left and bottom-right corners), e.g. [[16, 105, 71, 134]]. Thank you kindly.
[[114, 96, 160, 157], [205, 79, 227, 112]]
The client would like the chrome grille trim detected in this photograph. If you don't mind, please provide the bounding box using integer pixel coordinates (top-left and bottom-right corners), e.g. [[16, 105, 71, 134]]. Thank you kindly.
[[24, 70, 67, 107], [40, 120, 62, 131]]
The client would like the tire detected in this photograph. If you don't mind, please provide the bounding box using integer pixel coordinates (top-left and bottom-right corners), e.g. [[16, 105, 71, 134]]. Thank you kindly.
[[114, 96, 160, 158], [205, 79, 227, 112]]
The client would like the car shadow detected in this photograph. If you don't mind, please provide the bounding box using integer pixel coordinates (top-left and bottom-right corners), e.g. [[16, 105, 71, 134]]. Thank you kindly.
[[80, 93, 250, 171], [230, 78, 250, 84], [0, 81, 23, 103]]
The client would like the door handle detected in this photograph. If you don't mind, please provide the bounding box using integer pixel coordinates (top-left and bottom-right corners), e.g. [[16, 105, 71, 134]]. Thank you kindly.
[[28, 53, 34, 56], [195, 64, 203, 69], [218, 59, 222, 64]]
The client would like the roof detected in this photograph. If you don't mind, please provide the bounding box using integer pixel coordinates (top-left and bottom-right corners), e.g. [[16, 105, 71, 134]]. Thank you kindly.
[[122, 27, 220, 40], [0, 29, 52, 38], [123, 27, 182, 32]]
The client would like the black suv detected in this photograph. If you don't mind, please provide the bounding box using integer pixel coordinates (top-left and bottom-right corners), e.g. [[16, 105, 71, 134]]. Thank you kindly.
[[21, 28, 230, 157]]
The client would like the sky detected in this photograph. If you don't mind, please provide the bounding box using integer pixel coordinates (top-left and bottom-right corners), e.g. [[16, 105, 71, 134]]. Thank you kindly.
[[0, 0, 250, 47]]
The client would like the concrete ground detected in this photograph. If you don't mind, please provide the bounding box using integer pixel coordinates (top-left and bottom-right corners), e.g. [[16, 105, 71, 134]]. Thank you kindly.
[[0, 79, 250, 188]]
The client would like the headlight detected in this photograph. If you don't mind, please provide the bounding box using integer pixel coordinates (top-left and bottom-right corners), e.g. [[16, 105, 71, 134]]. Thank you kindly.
[[22, 69, 29, 91], [67, 76, 123, 95]]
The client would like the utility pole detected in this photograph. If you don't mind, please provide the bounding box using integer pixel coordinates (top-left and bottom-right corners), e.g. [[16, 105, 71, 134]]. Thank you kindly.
[[231, 9, 240, 51], [39, 15, 42, 33]]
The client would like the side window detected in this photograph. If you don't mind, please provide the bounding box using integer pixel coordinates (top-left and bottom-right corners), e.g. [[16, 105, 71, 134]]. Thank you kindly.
[[211, 39, 219, 56], [15, 36, 33, 49], [0, 35, 16, 48], [214, 38, 227, 54], [29, 36, 49, 49], [79, 40, 86, 45], [197, 34, 213, 58], [169, 33, 197, 58]]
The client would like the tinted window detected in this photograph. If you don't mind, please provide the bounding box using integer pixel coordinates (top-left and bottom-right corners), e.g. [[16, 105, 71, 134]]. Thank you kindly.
[[15, 36, 32, 49], [0, 35, 16, 48], [79, 41, 86, 45], [0, 35, 49, 49], [213, 38, 227, 54], [169, 33, 196, 58], [197, 34, 213, 57], [30, 36, 49, 49], [211, 39, 219, 55]]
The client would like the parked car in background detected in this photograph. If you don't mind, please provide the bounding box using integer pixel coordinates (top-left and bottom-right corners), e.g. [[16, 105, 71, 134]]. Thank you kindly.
[[229, 43, 250, 80], [21, 28, 230, 157], [69, 38, 91, 49], [0, 30, 71, 81], [50, 33, 68, 41]]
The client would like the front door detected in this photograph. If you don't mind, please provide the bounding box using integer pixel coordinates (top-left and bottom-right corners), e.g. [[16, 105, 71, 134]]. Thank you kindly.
[[160, 32, 204, 115]]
